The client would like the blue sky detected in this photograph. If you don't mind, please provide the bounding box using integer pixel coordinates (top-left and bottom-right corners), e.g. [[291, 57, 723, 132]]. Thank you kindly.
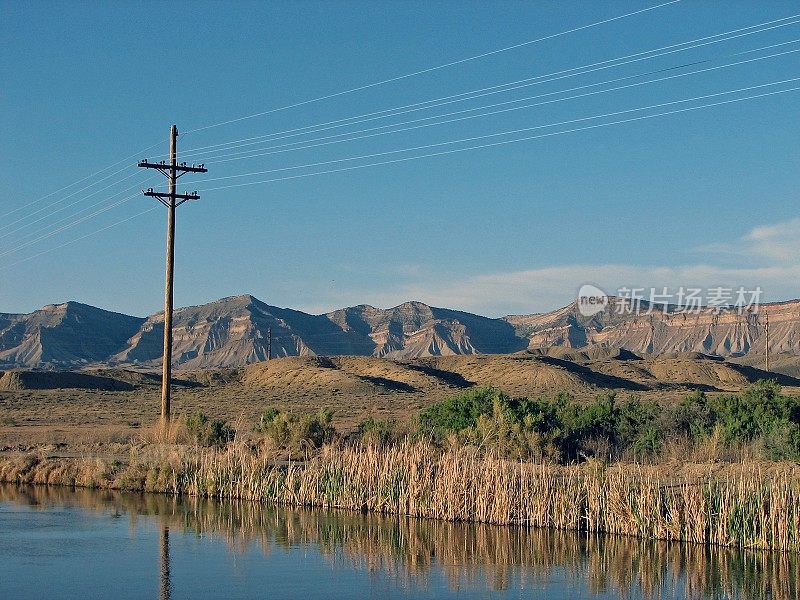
[[1, 0, 799, 317]]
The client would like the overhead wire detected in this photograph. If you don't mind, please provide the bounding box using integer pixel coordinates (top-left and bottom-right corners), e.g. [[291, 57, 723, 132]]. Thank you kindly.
[[1, 174, 158, 249], [190, 77, 800, 187], [0, 206, 160, 271], [182, 0, 681, 136], [192, 43, 800, 166], [11, 5, 800, 268], [0, 165, 142, 235], [9, 70, 798, 261], [0, 138, 167, 222], [14, 81, 793, 270], [180, 13, 800, 158], [0, 5, 700, 248], [0, 192, 147, 260], [196, 82, 800, 192], [4, 2, 679, 230], [18, 78, 788, 269], [0, 170, 149, 242]]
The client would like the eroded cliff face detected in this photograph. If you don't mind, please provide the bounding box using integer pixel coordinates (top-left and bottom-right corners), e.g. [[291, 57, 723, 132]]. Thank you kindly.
[[0, 295, 796, 369], [506, 298, 798, 358], [326, 301, 526, 360], [0, 302, 144, 367], [112, 295, 370, 369]]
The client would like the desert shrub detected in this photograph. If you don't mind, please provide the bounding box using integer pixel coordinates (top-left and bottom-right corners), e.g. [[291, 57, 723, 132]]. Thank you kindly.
[[258, 408, 281, 431], [257, 408, 336, 452], [632, 426, 662, 456], [413, 380, 800, 463], [670, 380, 800, 461], [185, 412, 235, 447], [416, 389, 661, 461], [357, 417, 399, 445], [674, 390, 714, 439], [417, 387, 504, 436]]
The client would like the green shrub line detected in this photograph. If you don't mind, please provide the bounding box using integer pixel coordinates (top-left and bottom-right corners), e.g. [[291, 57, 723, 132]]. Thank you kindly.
[[181, 380, 800, 464], [412, 380, 800, 463]]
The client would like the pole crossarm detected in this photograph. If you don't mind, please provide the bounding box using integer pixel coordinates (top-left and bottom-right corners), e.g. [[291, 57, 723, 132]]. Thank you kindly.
[[138, 160, 207, 173], [143, 189, 201, 207]]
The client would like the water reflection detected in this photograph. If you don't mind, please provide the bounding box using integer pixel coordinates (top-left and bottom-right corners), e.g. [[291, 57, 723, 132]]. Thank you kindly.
[[2, 484, 798, 600], [159, 525, 170, 600]]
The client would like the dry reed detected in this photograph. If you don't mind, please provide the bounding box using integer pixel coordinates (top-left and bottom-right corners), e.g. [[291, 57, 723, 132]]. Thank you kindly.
[[2, 440, 800, 552]]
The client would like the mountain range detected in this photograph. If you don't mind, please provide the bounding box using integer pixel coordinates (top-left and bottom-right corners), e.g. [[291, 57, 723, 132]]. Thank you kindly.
[[0, 294, 797, 370]]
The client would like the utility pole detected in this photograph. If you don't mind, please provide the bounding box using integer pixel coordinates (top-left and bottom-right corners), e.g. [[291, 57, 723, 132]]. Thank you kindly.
[[139, 126, 207, 422], [765, 310, 770, 372], [267, 328, 272, 361]]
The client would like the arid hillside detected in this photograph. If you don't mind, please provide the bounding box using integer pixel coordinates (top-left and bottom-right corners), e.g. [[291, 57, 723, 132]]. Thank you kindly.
[[0, 295, 797, 370], [1, 349, 795, 451]]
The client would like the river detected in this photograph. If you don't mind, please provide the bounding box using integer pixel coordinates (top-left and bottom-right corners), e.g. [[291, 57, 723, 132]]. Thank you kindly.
[[0, 485, 793, 599]]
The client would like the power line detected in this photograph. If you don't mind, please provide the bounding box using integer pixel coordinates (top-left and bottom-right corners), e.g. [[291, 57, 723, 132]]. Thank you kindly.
[[16, 31, 753, 250], [0, 138, 167, 222], [182, 0, 682, 135], [9, 16, 798, 263], [198, 83, 800, 193], [180, 13, 799, 158], [3, 3, 780, 249], [1, 206, 159, 271], [0, 171, 149, 242], [0, 165, 143, 235], [0, 192, 145, 260], [7, 84, 796, 268], [10, 56, 799, 258], [193, 77, 800, 187], [195, 44, 800, 166], [11, 9, 786, 250], [1, 174, 156, 249], [2, 2, 679, 231]]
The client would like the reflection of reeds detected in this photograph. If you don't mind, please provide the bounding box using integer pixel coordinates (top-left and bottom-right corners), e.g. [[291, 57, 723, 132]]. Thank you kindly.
[[3, 441, 800, 552], [2, 483, 799, 600]]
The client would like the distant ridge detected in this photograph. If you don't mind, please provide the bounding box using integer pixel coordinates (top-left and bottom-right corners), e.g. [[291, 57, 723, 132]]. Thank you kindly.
[[0, 294, 798, 370]]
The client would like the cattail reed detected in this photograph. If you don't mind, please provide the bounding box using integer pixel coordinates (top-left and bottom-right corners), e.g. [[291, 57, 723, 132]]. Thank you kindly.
[[3, 441, 800, 552]]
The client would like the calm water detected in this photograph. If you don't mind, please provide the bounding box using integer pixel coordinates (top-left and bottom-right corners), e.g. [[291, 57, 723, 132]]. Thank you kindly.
[[0, 485, 794, 600]]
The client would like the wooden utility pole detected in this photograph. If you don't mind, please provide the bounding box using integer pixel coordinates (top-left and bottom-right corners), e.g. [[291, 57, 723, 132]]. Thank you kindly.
[[162, 126, 177, 422], [765, 310, 770, 372], [267, 327, 272, 361], [139, 126, 207, 421]]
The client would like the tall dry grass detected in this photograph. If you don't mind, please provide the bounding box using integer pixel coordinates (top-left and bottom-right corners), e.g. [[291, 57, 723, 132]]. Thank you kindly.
[[2, 440, 800, 551]]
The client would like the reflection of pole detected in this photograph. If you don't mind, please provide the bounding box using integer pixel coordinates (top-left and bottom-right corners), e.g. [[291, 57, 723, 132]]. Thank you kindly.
[[160, 525, 171, 600]]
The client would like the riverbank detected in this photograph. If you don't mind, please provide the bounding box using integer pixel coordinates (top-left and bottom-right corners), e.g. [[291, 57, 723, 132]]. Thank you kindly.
[[2, 441, 800, 552]]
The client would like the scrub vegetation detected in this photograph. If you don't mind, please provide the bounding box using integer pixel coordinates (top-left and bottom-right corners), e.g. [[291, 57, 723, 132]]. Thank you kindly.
[[3, 381, 800, 551]]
